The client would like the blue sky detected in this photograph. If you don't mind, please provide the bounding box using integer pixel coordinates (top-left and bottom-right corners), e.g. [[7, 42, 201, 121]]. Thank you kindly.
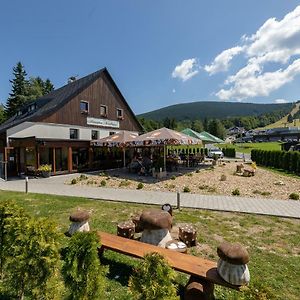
[[1, 1, 300, 114]]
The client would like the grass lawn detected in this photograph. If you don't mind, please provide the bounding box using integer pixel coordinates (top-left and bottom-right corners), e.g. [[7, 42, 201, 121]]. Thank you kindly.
[[220, 142, 281, 154], [1, 191, 300, 299]]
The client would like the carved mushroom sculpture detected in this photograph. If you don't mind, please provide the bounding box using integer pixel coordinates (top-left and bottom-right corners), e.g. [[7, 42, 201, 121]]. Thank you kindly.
[[67, 210, 90, 236], [140, 209, 172, 247], [217, 241, 250, 286]]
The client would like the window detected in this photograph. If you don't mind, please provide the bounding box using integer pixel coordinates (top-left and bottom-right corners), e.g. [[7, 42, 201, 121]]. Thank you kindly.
[[80, 101, 89, 113], [117, 108, 123, 119], [91, 130, 98, 140], [70, 128, 79, 139], [28, 103, 36, 112], [100, 105, 107, 117]]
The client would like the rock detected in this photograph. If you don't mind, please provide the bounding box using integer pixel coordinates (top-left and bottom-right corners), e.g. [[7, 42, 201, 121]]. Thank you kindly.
[[217, 242, 249, 265], [69, 210, 90, 222]]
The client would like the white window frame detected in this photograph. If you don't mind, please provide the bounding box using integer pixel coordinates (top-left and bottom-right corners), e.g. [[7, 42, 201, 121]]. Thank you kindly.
[[70, 128, 79, 139], [116, 108, 124, 119], [100, 104, 108, 117], [91, 130, 99, 140]]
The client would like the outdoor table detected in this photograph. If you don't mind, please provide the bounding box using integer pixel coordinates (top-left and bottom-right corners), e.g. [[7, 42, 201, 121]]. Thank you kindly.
[[165, 240, 187, 253]]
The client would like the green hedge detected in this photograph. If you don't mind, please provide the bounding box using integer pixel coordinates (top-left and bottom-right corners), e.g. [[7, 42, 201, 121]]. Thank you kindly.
[[222, 147, 236, 158], [251, 149, 300, 175]]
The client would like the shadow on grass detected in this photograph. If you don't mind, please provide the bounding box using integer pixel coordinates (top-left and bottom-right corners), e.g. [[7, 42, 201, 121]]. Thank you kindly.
[[100, 253, 134, 286]]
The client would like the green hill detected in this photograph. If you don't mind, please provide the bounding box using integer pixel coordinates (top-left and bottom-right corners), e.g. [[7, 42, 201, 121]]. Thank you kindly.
[[138, 101, 294, 121]]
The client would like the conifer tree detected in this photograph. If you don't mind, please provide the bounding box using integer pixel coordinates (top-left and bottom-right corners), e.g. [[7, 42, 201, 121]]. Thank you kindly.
[[5, 62, 28, 118]]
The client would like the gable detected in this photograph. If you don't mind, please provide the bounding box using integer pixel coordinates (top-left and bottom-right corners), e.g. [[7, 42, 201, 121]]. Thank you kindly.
[[38, 71, 141, 132]]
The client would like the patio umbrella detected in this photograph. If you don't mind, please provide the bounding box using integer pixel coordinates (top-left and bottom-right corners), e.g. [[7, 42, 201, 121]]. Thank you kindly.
[[91, 131, 139, 167], [199, 131, 224, 143], [127, 127, 202, 170]]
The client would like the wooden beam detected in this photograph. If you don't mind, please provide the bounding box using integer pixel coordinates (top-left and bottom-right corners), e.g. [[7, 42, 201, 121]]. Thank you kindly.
[[53, 148, 56, 175], [68, 147, 72, 173]]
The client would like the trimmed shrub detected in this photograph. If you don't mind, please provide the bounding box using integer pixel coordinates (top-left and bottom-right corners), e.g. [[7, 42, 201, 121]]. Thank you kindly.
[[222, 147, 236, 158], [137, 182, 144, 190], [251, 149, 300, 175], [100, 180, 107, 187], [0, 202, 62, 299], [62, 232, 107, 300], [232, 188, 240, 196], [128, 252, 178, 300], [289, 193, 299, 200], [71, 178, 77, 185], [183, 186, 191, 193]]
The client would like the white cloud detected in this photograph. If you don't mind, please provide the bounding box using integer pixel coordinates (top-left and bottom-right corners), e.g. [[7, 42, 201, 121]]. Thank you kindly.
[[204, 46, 243, 75], [216, 58, 300, 100], [206, 5, 300, 100], [172, 58, 199, 81], [274, 99, 288, 103], [172, 89, 176, 93]]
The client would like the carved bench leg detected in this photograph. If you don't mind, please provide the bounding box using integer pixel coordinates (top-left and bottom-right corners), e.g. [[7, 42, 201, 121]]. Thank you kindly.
[[184, 276, 215, 300], [97, 246, 105, 258]]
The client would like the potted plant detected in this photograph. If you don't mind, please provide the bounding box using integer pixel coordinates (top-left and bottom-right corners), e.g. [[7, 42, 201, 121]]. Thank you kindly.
[[38, 164, 52, 178]]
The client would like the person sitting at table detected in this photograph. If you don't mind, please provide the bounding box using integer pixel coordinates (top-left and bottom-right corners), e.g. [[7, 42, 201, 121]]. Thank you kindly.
[[142, 156, 152, 174]]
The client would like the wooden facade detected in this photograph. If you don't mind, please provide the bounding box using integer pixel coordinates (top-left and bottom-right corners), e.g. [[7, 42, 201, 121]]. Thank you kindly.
[[38, 71, 141, 132]]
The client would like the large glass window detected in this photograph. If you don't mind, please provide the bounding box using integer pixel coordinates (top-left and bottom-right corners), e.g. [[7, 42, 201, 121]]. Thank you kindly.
[[70, 128, 79, 139]]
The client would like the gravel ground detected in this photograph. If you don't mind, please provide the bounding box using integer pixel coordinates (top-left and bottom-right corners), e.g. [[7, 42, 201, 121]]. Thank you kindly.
[[66, 162, 300, 201]]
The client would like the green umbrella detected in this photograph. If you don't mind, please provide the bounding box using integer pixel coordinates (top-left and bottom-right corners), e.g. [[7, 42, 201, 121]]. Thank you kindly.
[[199, 131, 224, 143]]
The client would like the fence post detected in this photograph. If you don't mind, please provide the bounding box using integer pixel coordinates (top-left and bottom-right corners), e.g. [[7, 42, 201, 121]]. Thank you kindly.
[[177, 191, 181, 210], [25, 176, 28, 193]]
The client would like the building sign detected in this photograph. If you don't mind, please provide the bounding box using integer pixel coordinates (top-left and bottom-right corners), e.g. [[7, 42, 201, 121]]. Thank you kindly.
[[87, 117, 120, 128]]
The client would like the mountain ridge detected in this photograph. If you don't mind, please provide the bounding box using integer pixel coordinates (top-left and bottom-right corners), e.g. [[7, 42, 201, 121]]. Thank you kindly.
[[138, 101, 295, 121]]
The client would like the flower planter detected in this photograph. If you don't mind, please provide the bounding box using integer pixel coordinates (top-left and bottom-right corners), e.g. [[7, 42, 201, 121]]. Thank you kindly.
[[41, 171, 51, 178]]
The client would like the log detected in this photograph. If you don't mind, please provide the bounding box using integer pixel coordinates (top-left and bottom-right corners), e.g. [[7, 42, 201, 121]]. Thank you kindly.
[[179, 224, 197, 247], [117, 221, 135, 239]]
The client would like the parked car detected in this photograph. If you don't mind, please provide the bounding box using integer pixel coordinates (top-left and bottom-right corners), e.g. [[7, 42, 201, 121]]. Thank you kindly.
[[207, 148, 224, 158]]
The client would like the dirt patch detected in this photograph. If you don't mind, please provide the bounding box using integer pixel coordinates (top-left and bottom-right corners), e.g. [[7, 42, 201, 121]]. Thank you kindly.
[[66, 162, 300, 200]]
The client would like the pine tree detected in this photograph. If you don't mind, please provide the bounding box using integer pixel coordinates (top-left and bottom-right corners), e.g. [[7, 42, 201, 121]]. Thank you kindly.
[[43, 78, 54, 94], [5, 62, 28, 118], [203, 117, 209, 131], [191, 119, 203, 132], [208, 119, 225, 139]]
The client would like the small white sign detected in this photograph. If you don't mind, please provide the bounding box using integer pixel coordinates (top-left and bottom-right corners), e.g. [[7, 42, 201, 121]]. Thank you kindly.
[[87, 117, 120, 128]]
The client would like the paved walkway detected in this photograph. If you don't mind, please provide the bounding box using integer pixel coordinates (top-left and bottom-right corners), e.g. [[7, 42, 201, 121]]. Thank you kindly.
[[0, 174, 300, 219]]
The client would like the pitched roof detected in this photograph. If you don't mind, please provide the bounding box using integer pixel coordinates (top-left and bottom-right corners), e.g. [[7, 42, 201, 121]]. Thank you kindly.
[[0, 68, 142, 133]]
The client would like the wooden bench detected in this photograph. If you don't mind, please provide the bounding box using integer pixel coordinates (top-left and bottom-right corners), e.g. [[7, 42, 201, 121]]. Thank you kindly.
[[97, 231, 241, 295]]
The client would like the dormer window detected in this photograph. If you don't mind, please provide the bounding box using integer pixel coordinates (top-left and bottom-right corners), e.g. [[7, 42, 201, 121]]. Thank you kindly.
[[100, 105, 108, 117], [117, 108, 124, 120], [80, 101, 89, 114]]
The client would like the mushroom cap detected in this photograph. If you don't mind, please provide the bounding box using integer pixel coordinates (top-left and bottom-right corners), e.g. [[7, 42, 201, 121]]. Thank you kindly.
[[217, 241, 249, 265], [69, 210, 90, 222], [140, 209, 172, 230]]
